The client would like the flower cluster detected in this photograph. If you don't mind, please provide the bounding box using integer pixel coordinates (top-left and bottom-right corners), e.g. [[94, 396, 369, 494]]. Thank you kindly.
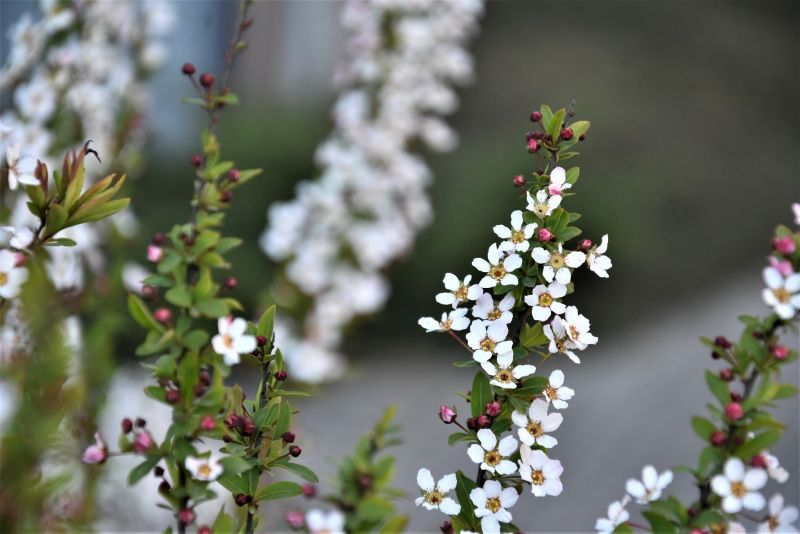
[[260, 0, 484, 383], [415, 104, 606, 533], [594, 204, 799, 534], [283, 406, 408, 534]]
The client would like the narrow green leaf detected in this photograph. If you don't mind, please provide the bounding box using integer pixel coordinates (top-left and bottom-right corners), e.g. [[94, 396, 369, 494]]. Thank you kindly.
[[254, 481, 303, 501], [471, 372, 492, 418]]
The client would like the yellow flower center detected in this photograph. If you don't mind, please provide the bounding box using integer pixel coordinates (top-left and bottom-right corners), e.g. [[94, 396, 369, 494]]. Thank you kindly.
[[526, 421, 544, 438], [480, 337, 496, 352], [425, 490, 443, 506], [0, 272, 7, 286], [487, 308, 502, 321], [489, 264, 507, 280], [222, 335, 234, 349], [534, 203, 548, 217], [440, 318, 453, 330], [549, 253, 565, 269], [484, 451, 502, 467], [454, 285, 469, 301], [531, 469, 545, 485], [544, 385, 558, 401], [768, 516, 779, 531], [773, 288, 791, 303], [511, 230, 526, 244], [538, 293, 553, 307], [486, 497, 502, 513], [198, 464, 212, 478], [731, 481, 747, 498], [495, 370, 513, 383]]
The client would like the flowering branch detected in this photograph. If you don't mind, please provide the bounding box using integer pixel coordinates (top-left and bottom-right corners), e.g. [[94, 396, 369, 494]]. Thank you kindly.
[[415, 104, 607, 533], [593, 205, 800, 534]]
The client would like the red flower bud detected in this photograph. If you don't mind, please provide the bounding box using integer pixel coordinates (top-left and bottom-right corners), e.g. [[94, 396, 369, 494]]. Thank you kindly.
[[439, 405, 457, 424], [466, 417, 479, 430], [725, 402, 744, 421], [152, 232, 166, 245], [578, 239, 593, 251], [223, 276, 237, 290], [166, 389, 180, 404], [730, 391, 743, 403], [227, 169, 240, 182], [301, 484, 316, 498], [193, 383, 207, 397], [538, 228, 553, 242], [275, 370, 288, 381], [773, 236, 796, 255], [719, 368, 734, 382], [158, 480, 171, 493], [191, 154, 204, 168], [135, 417, 146, 428], [200, 415, 216, 431], [256, 335, 267, 347], [513, 174, 526, 188], [121, 418, 133, 433], [527, 139, 539, 153], [199, 72, 215, 88], [147, 245, 163, 263], [771, 345, 789, 360], [750, 454, 768, 468], [710, 430, 726, 446], [198, 526, 212, 534], [714, 336, 732, 349], [220, 191, 232, 203], [181, 62, 196, 75], [199, 369, 212, 386], [154, 308, 172, 324], [141, 285, 158, 299], [289, 445, 302, 457], [578, 134, 587, 141], [282, 431, 296, 443], [485, 401, 501, 418], [154, 466, 165, 477], [234, 494, 248, 507], [530, 111, 542, 122], [560, 128, 574, 141], [241, 416, 255, 436], [440, 520, 455, 534], [477, 415, 491, 428], [133, 431, 154, 453]]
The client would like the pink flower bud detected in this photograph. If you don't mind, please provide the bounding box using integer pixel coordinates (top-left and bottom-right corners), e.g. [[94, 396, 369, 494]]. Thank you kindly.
[[771, 345, 789, 360], [200, 415, 216, 431], [81, 432, 108, 464], [132, 431, 154, 453], [14, 252, 26, 267], [285, 511, 305, 529], [530, 111, 542, 122], [710, 430, 726, 447], [485, 401, 501, 418], [768, 256, 794, 276], [513, 174, 526, 188], [438, 405, 457, 424], [538, 228, 553, 242], [719, 368, 734, 382], [146, 245, 163, 263], [178, 508, 195, 525], [477, 415, 491, 428], [750, 454, 768, 468], [578, 239, 593, 251], [725, 402, 744, 421], [154, 308, 172, 324], [773, 236, 796, 255], [198, 526, 211, 534], [714, 336, 732, 349], [560, 128, 574, 141], [527, 139, 539, 153]]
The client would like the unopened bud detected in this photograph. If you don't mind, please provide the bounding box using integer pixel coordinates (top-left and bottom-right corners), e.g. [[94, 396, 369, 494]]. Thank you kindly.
[[199, 369, 212, 385], [750, 454, 768, 468], [301, 484, 316, 498], [773, 236, 796, 255], [730, 391, 743, 403], [198, 526, 212, 534], [530, 111, 542, 122], [466, 417, 479, 430], [560, 128, 574, 141], [152, 232, 166, 245], [234, 494, 248, 507], [154, 465, 165, 477], [275, 370, 288, 381], [710, 430, 726, 446], [181, 62, 196, 75], [439, 405, 457, 424], [147, 245, 163, 263], [485, 401, 501, 418], [256, 335, 267, 347], [199, 72, 215, 88], [282, 431, 296, 443], [135, 417, 146, 428], [725, 402, 744, 421], [538, 228, 553, 242], [191, 154, 203, 168], [477, 415, 491, 428], [220, 191, 232, 203], [527, 138, 539, 153], [719, 368, 734, 382], [141, 285, 158, 299], [121, 418, 133, 433], [193, 383, 206, 397], [159, 480, 171, 493], [154, 308, 172, 324], [227, 169, 240, 182], [179, 508, 195, 525], [513, 174, 526, 188], [166, 389, 180, 404], [223, 276, 237, 290], [578, 239, 593, 251], [289, 445, 302, 457], [200, 415, 216, 431], [440, 520, 455, 534], [714, 336, 732, 349], [285, 511, 305, 529], [771, 345, 790, 360]]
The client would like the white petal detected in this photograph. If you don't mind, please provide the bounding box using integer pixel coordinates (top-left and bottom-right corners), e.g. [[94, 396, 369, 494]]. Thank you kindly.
[[743, 492, 766, 511], [477, 429, 497, 451], [467, 444, 486, 464], [554, 267, 571, 285], [512, 365, 536, 379], [498, 435, 518, 456], [764, 267, 783, 290], [493, 225, 512, 239], [439, 497, 460, 515], [531, 248, 550, 264], [437, 473, 457, 493], [443, 273, 460, 290], [436, 292, 456, 305], [725, 458, 746, 482], [626, 480, 646, 499], [744, 469, 768, 491], [565, 251, 586, 268], [417, 468, 435, 492], [711, 475, 731, 497], [480, 516, 500, 534], [549, 369, 565, 388], [473, 258, 490, 273]]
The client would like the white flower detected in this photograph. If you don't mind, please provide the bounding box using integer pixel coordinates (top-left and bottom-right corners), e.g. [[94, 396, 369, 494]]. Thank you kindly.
[[711, 457, 767, 514], [518, 445, 563, 497], [759, 494, 799, 533], [547, 166, 572, 196], [531, 245, 586, 284], [467, 429, 518, 475], [5, 144, 39, 190], [418, 308, 470, 333], [493, 210, 537, 253], [563, 305, 598, 349], [184, 455, 223, 482], [542, 369, 575, 409], [469, 480, 518, 534], [512, 398, 563, 448], [211, 316, 257, 366], [544, 316, 582, 364], [0, 250, 28, 299], [415, 468, 460, 515], [793, 203, 800, 226], [472, 293, 514, 325], [587, 234, 612, 278], [595, 497, 630, 534], [525, 282, 567, 321], [625, 465, 673, 504], [435, 273, 483, 307], [466, 320, 511, 363], [481, 350, 536, 389], [527, 188, 561, 218], [306, 509, 346, 534], [472, 243, 522, 288], [764, 451, 790, 483], [762, 267, 800, 319]]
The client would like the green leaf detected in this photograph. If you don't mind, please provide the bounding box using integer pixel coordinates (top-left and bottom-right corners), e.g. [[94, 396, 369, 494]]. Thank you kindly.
[[520, 322, 547, 348], [257, 305, 276, 347], [165, 284, 193, 308], [470, 372, 492, 418], [448, 432, 473, 446], [691, 510, 724, 528], [221, 456, 252, 476], [216, 473, 249, 495], [379, 516, 409, 534], [569, 120, 590, 139], [211, 509, 235, 534], [273, 461, 319, 483], [734, 430, 780, 461], [66, 198, 130, 227], [215, 92, 239, 105], [705, 370, 730, 406], [691, 416, 716, 441], [44, 237, 77, 247], [274, 401, 292, 438], [128, 455, 161, 485], [128, 294, 163, 332], [44, 203, 68, 236], [548, 108, 566, 141], [642, 511, 676, 534], [455, 471, 478, 528], [196, 298, 229, 318], [254, 481, 303, 501], [182, 330, 209, 351], [557, 226, 582, 242]]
